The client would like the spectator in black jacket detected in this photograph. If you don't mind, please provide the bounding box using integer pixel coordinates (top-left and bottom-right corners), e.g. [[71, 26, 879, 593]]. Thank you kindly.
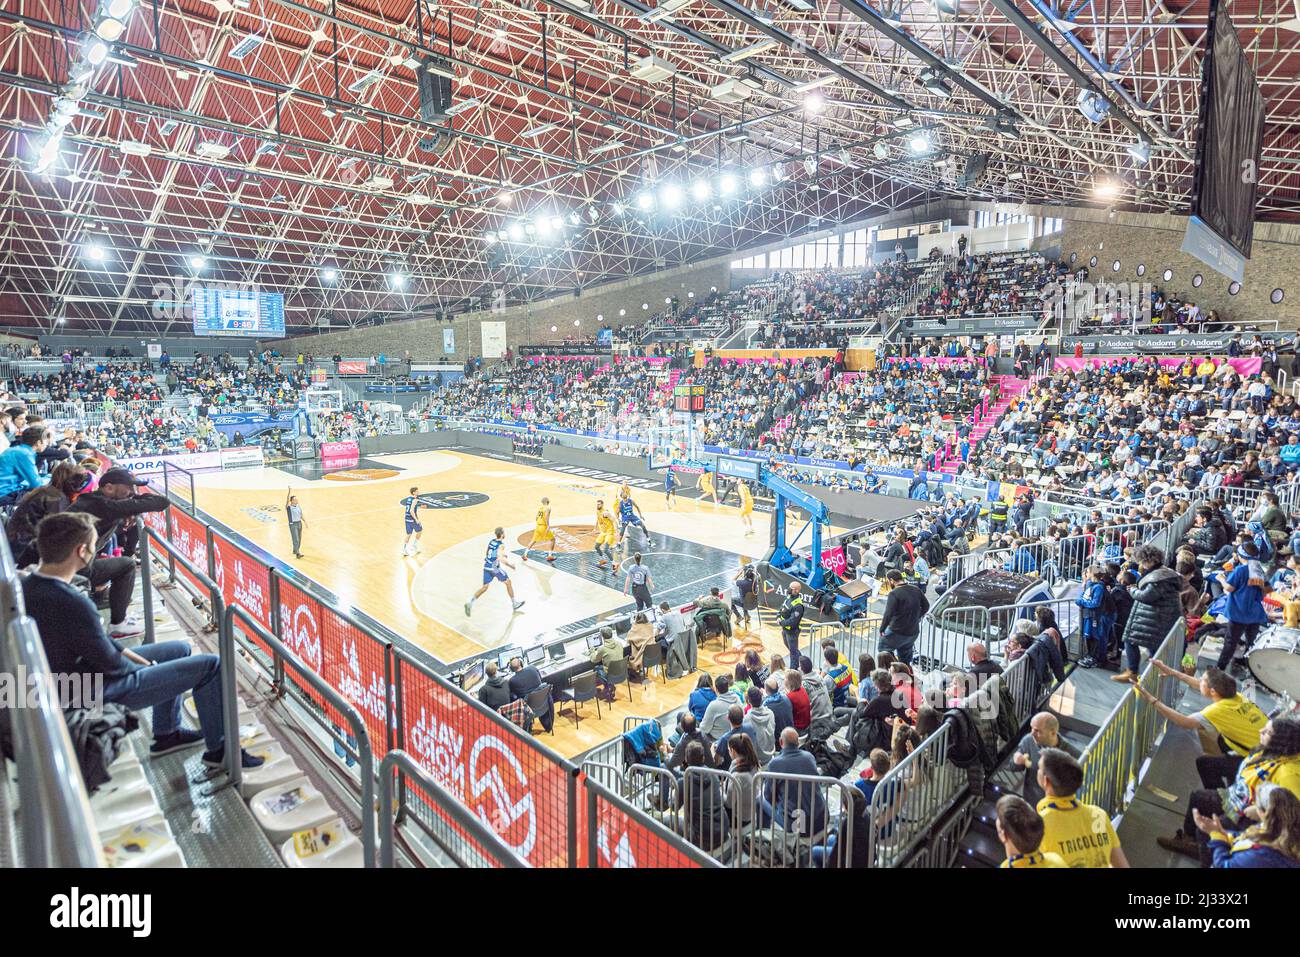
[[477, 662, 512, 710], [879, 570, 930, 665], [67, 467, 169, 639], [778, 582, 805, 663], [1114, 545, 1185, 683], [506, 657, 552, 731], [6, 462, 89, 566], [21, 513, 262, 768]]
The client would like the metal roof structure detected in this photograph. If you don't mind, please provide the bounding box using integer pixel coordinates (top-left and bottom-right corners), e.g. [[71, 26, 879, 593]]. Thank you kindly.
[[1, 0, 1297, 334]]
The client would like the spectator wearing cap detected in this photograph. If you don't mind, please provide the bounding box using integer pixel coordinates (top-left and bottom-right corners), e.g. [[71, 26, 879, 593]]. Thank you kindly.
[[68, 467, 170, 639]]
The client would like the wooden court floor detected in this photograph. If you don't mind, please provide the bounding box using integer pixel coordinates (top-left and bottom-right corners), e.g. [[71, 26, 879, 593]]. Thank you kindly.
[[180, 449, 801, 757]]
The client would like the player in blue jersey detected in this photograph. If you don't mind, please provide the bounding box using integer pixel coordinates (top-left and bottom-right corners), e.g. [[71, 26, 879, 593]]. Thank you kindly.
[[464, 526, 524, 617], [400, 486, 423, 556], [617, 487, 653, 554], [664, 468, 680, 509]]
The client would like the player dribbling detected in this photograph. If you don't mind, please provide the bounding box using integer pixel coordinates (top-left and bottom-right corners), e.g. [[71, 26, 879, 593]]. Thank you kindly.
[[465, 526, 525, 617], [594, 499, 618, 571]]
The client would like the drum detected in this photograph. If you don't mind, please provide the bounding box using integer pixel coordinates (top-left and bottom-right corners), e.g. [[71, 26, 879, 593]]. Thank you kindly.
[[1247, 627, 1300, 699]]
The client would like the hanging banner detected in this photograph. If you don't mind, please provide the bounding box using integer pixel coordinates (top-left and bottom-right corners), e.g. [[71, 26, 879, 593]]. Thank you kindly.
[[337, 360, 368, 375], [481, 320, 507, 359], [443, 328, 456, 354]]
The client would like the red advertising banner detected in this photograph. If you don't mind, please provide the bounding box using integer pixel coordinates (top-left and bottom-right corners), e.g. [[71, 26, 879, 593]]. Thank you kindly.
[[276, 578, 391, 750], [398, 655, 572, 867], [337, 360, 368, 375], [578, 778, 706, 869]]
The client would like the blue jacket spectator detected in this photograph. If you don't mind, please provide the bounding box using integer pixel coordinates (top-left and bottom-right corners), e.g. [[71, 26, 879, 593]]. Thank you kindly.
[[0, 426, 50, 503]]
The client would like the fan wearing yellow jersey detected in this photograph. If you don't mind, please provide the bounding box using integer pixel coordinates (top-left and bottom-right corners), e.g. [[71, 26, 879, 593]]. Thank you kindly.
[[522, 497, 556, 563], [1036, 749, 1128, 868], [737, 479, 755, 536], [995, 795, 1067, 869], [594, 500, 618, 570], [698, 469, 718, 506]]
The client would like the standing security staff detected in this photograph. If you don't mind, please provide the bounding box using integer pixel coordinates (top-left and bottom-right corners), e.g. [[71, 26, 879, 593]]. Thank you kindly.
[[286, 488, 306, 558], [622, 552, 655, 612], [778, 581, 805, 664], [989, 497, 1009, 536]]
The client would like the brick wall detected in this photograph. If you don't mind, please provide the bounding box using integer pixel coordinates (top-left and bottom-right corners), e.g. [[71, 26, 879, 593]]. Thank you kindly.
[[1025, 209, 1299, 325], [276, 259, 731, 360]]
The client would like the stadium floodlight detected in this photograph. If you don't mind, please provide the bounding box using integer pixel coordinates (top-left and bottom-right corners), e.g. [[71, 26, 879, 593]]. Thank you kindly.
[[508, 223, 524, 241], [660, 183, 683, 208], [568, 211, 581, 226], [611, 201, 625, 215], [748, 167, 767, 187], [636, 191, 655, 211], [389, 271, 408, 289], [83, 35, 111, 65], [105, 0, 137, 17], [619, 308, 626, 316], [1126, 139, 1151, 165], [84, 242, 107, 263], [496, 192, 512, 206], [791, 75, 836, 94], [189, 254, 207, 270], [1094, 180, 1119, 199], [872, 142, 890, 159], [804, 93, 825, 113], [909, 134, 932, 154], [690, 178, 711, 201], [95, 16, 126, 40], [718, 172, 737, 195], [548, 215, 565, 232], [320, 267, 338, 282], [536, 216, 553, 237]]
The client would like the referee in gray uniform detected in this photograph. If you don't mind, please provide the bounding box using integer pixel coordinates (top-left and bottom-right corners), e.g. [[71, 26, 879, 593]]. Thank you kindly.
[[622, 552, 654, 612], [286, 488, 306, 558]]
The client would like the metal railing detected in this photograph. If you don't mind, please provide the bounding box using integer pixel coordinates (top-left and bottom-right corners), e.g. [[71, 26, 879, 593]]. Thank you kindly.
[[1078, 619, 1186, 817], [0, 535, 103, 867]]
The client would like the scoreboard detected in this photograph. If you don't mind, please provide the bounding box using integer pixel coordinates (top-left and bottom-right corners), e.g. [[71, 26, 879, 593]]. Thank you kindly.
[[673, 383, 706, 414]]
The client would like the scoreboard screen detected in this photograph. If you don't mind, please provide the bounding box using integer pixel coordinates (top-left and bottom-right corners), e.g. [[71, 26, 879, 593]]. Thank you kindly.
[[191, 287, 286, 338], [673, 383, 706, 414]]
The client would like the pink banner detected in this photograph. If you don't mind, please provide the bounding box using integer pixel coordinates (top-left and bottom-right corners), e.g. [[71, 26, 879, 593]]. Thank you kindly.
[[1053, 356, 1262, 376], [820, 546, 847, 577], [523, 355, 671, 365], [881, 356, 987, 367], [320, 440, 360, 468], [337, 360, 368, 375]]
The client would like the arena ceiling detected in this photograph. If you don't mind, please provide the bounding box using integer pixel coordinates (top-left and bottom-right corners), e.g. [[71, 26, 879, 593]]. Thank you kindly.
[[0, 0, 1297, 334]]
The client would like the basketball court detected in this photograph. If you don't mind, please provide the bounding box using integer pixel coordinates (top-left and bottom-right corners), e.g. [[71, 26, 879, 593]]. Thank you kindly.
[[167, 447, 840, 757]]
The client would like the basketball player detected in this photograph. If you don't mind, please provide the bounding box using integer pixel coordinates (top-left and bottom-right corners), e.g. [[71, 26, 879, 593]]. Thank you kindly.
[[664, 468, 680, 509], [737, 479, 755, 537], [594, 499, 618, 570], [522, 496, 557, 563], [464, 526, 525, 617], [400, 486, 423, 556], [617, 487, 653, 552], [698, 469, 718, 506]]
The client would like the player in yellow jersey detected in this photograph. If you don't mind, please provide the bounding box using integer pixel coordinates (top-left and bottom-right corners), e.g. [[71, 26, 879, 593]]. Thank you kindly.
[[698, 469, 718, 505], [522, 497, 556, 563], [594, 500, 618, 570], [995, 795, 1067, 868], [737, 479, 754, 536]]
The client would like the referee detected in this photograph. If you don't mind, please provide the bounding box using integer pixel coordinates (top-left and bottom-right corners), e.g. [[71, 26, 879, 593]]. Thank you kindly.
[[286, 488, 306, 558], [622, 552, 654, 612]]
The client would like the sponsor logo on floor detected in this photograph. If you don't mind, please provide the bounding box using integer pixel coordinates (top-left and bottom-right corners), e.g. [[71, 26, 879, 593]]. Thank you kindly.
[[515, 524, 598, 552], [416, 491, 490, 509], [323, 468, 401, 482]]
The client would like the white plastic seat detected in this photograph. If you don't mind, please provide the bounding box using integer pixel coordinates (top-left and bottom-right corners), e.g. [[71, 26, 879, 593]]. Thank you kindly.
[[249, 776, 336, 843], [101, 815, 186, 868], [91, 766, 159, 835], [280, 818, 364, 868], [238, 741, 304, 799]]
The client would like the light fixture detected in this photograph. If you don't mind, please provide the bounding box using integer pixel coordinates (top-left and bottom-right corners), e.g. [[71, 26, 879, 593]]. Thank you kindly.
[[791, 75, 836, 94], [497, 192, 513, 206], [521, 121, 559, 139], [320, 267, 338, 283], [891, 115, 914, 128], [660, 183, 683, 208], [189, 254, 207, 270], [748, 167, 767, 187], [636, 191, 655, 211], [536, 216, 553, 237], [909, 134, 932, 154], [932, 0, 960, 13], [718, 172, 737, 195], [721, 39, 778, 63], [611, 202, 625, 215], [574, 319, 581, 327], [872, 142, 889, 159], [642, 303, 649, 310], [84, 242, 107, 262], [94, 16, 126, 41], [918, 71, 953, 99], [389, 271, 408, 289], [508, 223, 524, 241], [690, 178, 711, 201], [106, 0, 136, 17], [445, 98, 481, 117], [83, 35, 110, 66], [568, 211, 581, 226], [1126, 139, 1151, 165], [804, 93, 825, 113], [229, 34, 263, 59], [1094, 180, 1119, 199], [619, 308, 626, 316], [425, 60, 457, 80], [548, 215, 565, 232]]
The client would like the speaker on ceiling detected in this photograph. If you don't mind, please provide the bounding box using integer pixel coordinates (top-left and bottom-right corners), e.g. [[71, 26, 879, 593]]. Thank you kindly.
[[417, 57, 454, 122]]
